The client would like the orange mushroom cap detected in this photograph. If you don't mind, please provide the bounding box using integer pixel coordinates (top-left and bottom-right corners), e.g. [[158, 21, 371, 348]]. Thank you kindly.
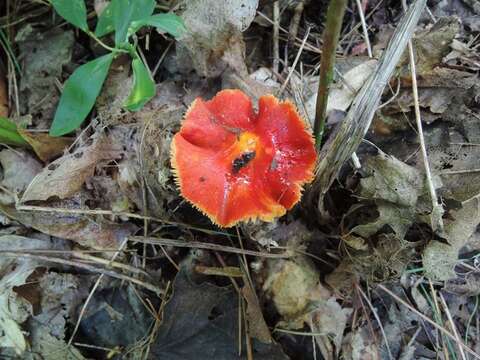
[[171, 89, 317, 227]]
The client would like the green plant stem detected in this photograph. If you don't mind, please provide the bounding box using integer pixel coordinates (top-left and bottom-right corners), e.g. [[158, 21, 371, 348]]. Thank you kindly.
[[313, 0, 348, 150], [0, 29, 21, 75], [87, 31, 129, 54]]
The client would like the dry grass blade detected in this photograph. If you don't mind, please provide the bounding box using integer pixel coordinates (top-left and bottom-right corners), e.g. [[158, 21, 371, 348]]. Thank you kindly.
[[356, 284, 393, 359], [129, 236, 291, 258], [439, 292, 467, 360], [401, 0, 444, 233], [312, 0, 427, 208]]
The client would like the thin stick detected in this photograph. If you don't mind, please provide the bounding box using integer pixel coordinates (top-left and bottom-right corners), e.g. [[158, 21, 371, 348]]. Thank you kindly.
[[440, 168, 480, 175], [378, 284, 480, 359], [72, 252, 149, 276], [272, 1, 280, 74], [129, 236, 291, 259], [15, 204, 230, 236], [279, 27, 311, 95], [256, 11, 321, 54], [355, 0, 373, 57], [288, 1, 305, 50], [68, 238, 127, 347], [439, 292, 468, 360], [401, 0, 444, 232], [357, 285, 393, 360], [313, 0, 348, 148], [152, 41, 173, 77]]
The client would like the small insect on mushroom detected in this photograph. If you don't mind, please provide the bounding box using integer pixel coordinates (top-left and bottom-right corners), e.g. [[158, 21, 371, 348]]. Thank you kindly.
[[170, 89, 317, 227]]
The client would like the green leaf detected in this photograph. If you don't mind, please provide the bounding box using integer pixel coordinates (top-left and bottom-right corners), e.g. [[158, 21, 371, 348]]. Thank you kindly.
[[129, 13, 186, 38], [110, 0, 156, 44], [50, 0, 89, 31], [124, 58, 155, 111], [94, 2, 114, 37], [49, 53, 114, 136], [130, 0, 156, 22], [0, 117, 29, 147]]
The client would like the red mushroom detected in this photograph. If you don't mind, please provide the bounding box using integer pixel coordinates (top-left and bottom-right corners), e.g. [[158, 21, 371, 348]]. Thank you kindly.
[[171, 89, 317, 227]]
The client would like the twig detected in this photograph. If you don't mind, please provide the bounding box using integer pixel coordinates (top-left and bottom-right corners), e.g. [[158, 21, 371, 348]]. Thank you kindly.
[[15, 204, 230, 236], [440, 168, 480, 175], [279, 27, 311, 95], [357, 284, 393, 360], [355, 0, 373, 57], [439, 292, 468, 360], [129, 236, 291, 258], [313, 0, 348, 148], [401, 0, 444, 233], [288, 0, 305, 49], [152, 41, 173, 77], [69, 238, 127, 347], [272, 1, 280, 74], [72, 252, 149, 276], [256, 11, 321, 54]]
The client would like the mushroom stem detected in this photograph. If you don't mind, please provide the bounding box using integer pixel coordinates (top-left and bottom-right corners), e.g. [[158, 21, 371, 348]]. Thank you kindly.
[[313, 0, 348, 150]]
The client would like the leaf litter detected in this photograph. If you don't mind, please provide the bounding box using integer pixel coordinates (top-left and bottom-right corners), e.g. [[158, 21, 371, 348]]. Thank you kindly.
[[1, 0, 480, 359]]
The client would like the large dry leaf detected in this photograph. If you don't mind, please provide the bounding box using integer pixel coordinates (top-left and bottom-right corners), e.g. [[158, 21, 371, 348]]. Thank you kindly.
[[428, 143, 480, 202], [347, 152, 431, 240], [310, 298, 352, 360], [304, 60, 378, 122], [351, 201, 415, 240], [0, 149, 42, 204], [149, 267, 288, 359], [423, 197, 480, 280], [25, 272, 87, 360], [178, 0, 258, 77], [0, 235, 52, 355], [21, 134, 122, 203], [0, 264, 32, 355], [0, 204, 137, 249], [17, 27, 74, 127], [342, 326, 380, 360], [359, 153, 423, 207]]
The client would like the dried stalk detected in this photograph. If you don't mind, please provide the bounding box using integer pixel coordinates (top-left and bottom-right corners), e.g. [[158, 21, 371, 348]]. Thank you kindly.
[[401, 0, 444, 232], [129, 236, 291, 258]]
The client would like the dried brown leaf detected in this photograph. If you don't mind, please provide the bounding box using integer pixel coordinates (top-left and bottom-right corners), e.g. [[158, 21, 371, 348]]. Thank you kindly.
[[423, 197, 480, 280], [0, 149, 42, 204], [0, 204, 136, 249], [178, 0, 258, 77], [21, 134, 122, 203], [17, 129, 73, 162]]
